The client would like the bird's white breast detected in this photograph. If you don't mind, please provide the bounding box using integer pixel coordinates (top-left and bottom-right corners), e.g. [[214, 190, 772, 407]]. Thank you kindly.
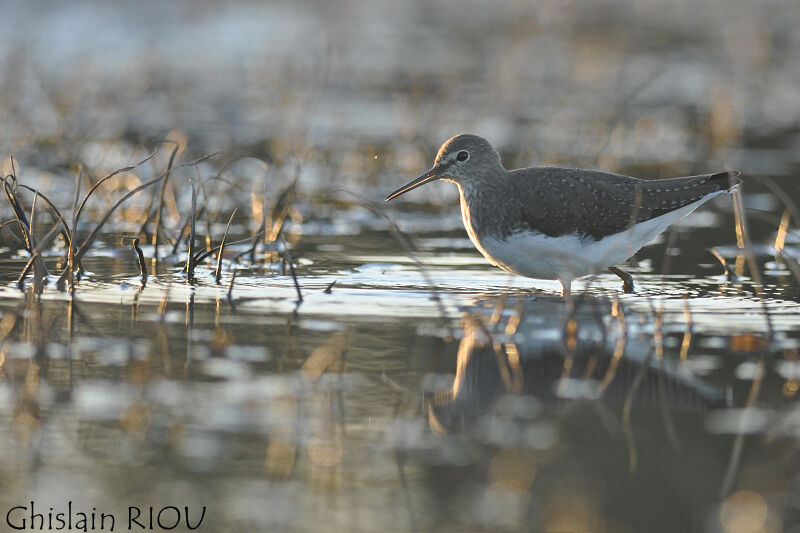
[[459, 189, 724, 281]]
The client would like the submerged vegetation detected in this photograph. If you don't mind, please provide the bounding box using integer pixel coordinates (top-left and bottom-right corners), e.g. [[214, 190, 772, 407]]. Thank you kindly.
[[0, 145, 306, 297]]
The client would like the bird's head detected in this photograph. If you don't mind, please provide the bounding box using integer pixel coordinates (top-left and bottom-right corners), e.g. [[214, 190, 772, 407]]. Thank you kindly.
[[385, 134, 503, 201]]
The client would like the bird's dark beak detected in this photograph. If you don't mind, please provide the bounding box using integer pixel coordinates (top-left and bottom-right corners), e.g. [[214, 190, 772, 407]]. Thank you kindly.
[[385, 167, 440, 201]]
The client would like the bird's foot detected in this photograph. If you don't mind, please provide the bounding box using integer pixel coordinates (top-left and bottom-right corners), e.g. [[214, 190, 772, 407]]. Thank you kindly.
[[608, 266, 635, 294]]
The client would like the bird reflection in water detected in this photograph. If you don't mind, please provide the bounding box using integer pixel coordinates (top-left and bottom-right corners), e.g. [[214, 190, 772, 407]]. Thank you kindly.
[[414, 294, 734, 531], [428, 294, 729, 434]]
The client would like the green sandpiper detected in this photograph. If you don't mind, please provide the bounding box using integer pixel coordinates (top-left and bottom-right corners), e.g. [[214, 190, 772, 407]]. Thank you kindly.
[[386, 134, 740, 297]]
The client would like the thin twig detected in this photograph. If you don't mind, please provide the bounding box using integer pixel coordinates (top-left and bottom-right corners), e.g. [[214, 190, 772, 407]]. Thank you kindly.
[[74, 148, 158, 224], [152, 141, 179, 262], [56, 153, 218, 289], [215, 208, 238, 283], [189, 230, 266, 269]]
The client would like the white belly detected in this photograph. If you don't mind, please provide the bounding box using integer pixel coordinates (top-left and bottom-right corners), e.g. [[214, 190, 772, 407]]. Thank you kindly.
[[464, 194, 722, 281]]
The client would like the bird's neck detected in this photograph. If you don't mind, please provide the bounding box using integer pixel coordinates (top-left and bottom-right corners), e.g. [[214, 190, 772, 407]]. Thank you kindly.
[[456, 171, 513, 241], [457, 183, 484, 249], [456, 178, 493, 241], [457, 170, 509, 208]]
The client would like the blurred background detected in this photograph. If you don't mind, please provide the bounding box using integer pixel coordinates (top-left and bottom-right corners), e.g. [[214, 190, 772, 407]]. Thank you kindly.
[[4, 0, 799, 189], [1, 1, 800, 532]]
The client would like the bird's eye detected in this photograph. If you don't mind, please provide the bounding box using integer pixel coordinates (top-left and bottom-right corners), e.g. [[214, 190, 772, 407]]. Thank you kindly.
[[456, 150, 469, 162]]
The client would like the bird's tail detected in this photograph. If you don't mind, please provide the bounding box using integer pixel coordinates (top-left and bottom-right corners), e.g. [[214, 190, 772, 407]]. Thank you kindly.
[[708, 170, 742, 192]]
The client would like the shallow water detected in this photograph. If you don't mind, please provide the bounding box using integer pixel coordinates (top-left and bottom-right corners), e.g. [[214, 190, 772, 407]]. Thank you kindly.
[[0, 227, 799, 532], [2, 1, 800, 532]]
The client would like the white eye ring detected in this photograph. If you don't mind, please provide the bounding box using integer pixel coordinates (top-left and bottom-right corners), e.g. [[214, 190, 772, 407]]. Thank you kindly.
[[456, 150, 469, 162]]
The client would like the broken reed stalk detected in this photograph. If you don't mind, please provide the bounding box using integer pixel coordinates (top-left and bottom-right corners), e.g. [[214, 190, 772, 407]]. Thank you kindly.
[[132, 237, 148, 279], [170, 204, 207, 257], [214, 208, 237, 283], [186, 178, 198, 281], [227, 269, 237, 301], [282, 243, 303, 303], [68, 168, 82, 292], [2, 177, 50, 291]]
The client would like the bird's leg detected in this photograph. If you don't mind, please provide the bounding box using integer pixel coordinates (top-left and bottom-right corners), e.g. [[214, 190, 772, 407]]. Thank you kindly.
[[608, 266, 635, 294], [559, 278, 573, 305]]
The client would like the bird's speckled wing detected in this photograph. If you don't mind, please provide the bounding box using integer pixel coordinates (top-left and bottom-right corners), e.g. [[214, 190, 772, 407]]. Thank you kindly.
[[500, 167, 739, 241]]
